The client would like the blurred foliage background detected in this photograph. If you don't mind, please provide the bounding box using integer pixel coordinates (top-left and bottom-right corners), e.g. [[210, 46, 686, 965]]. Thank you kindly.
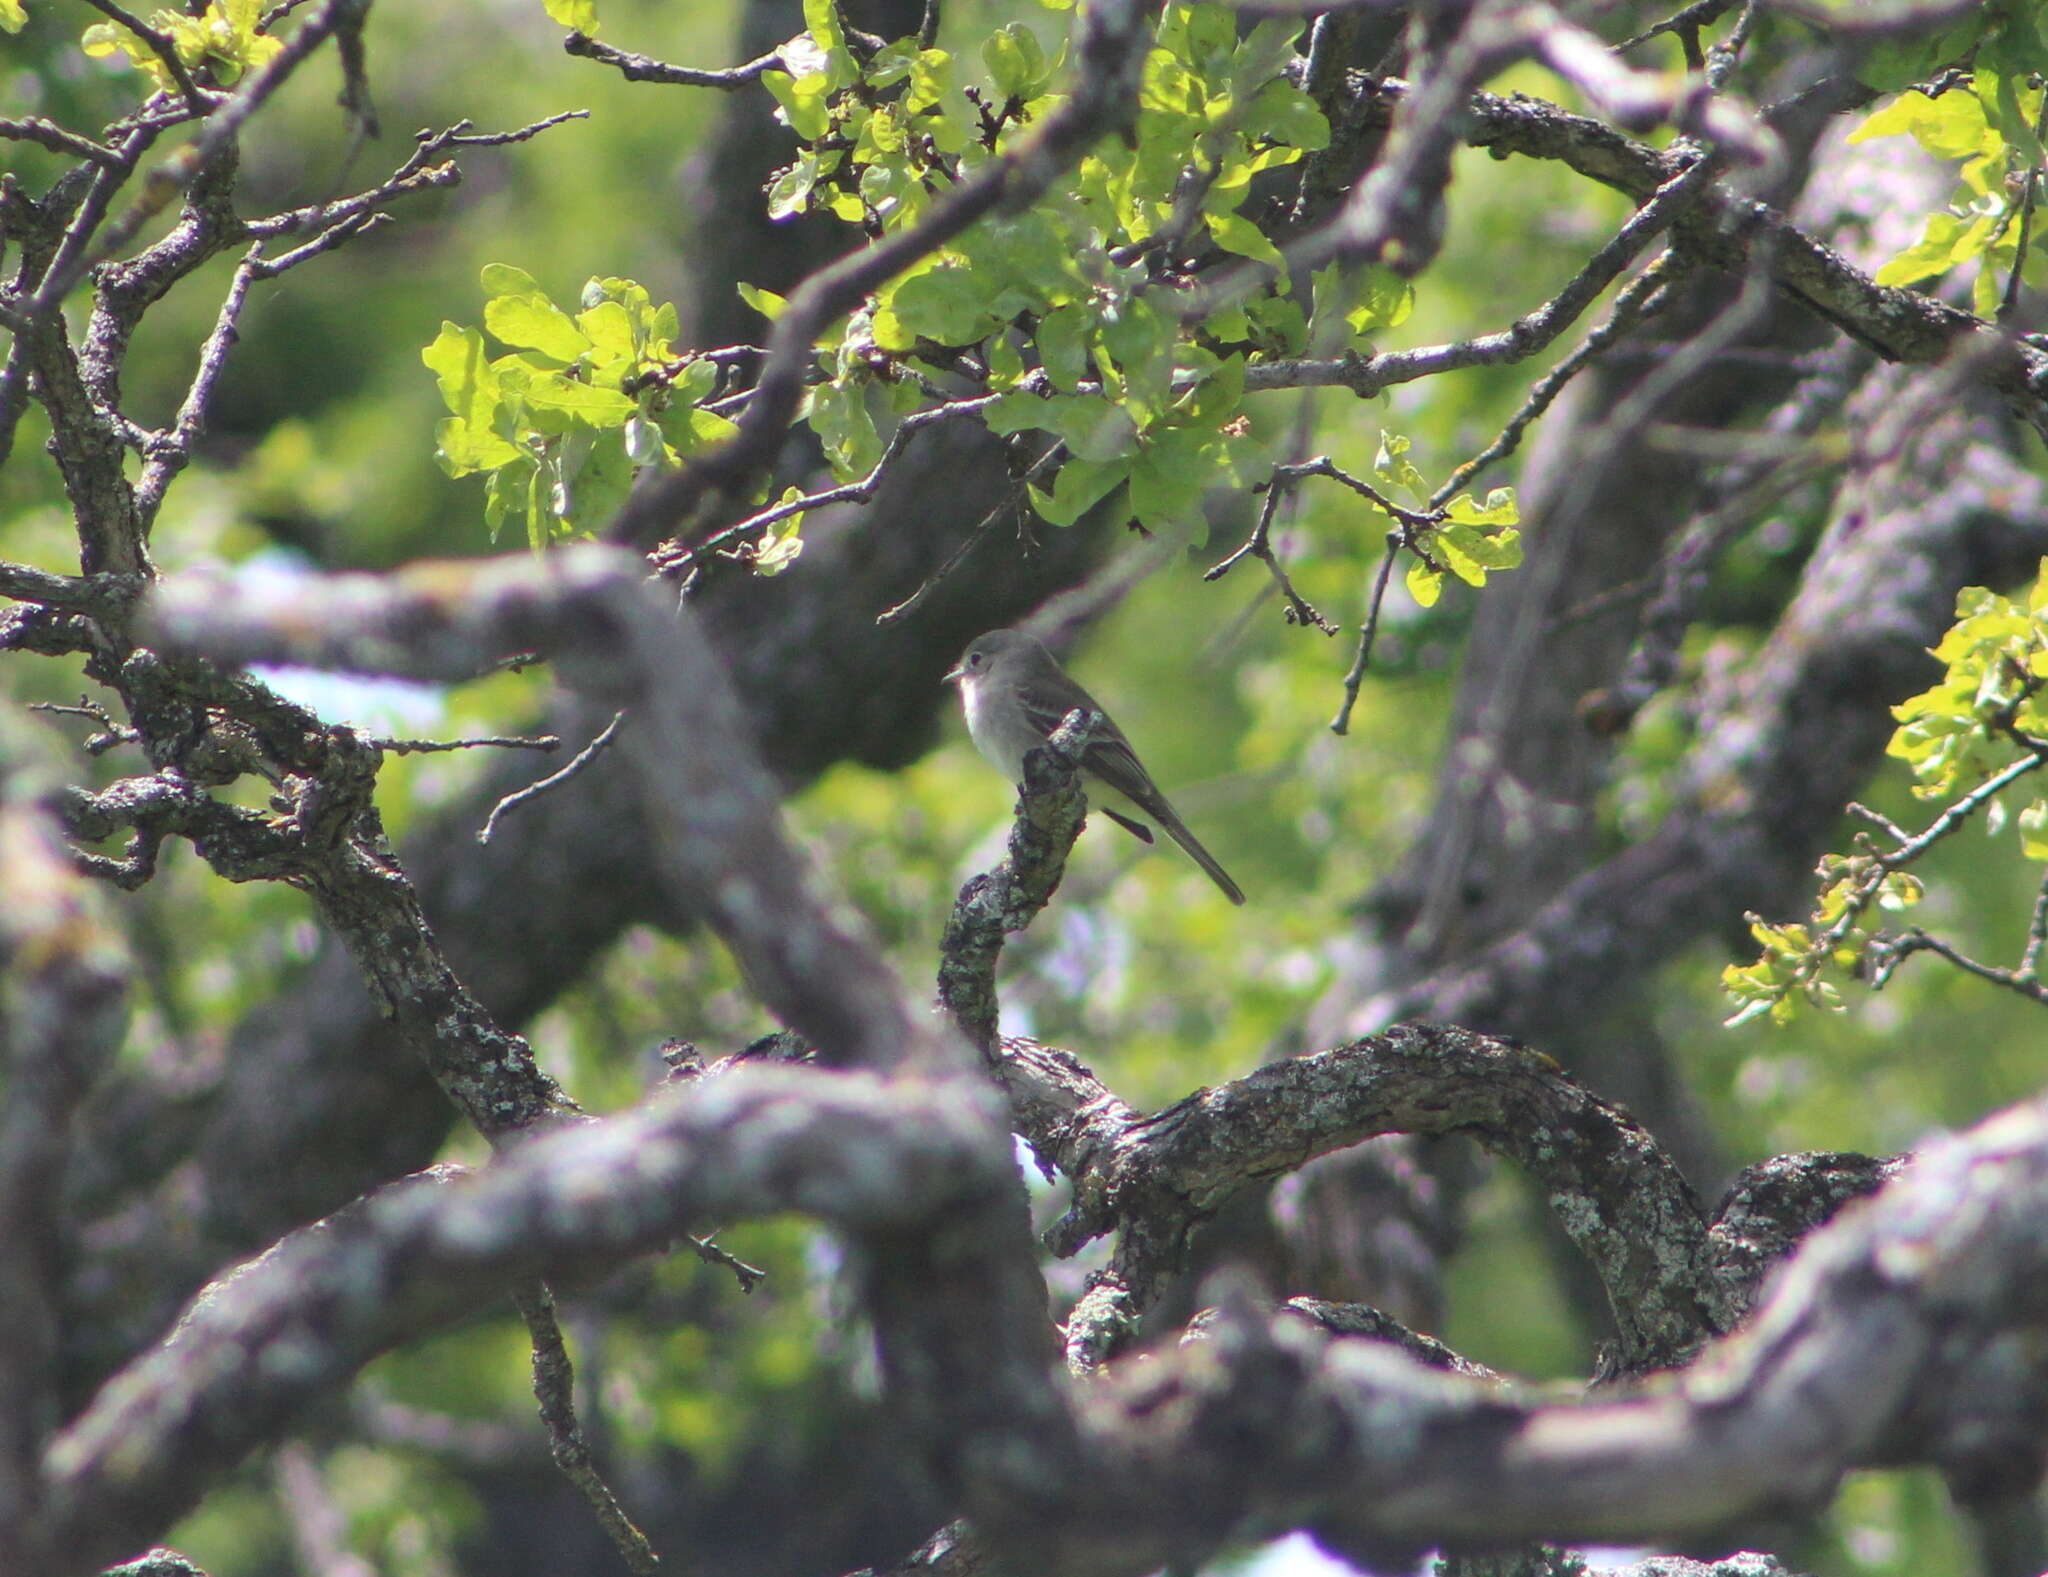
[[6, 1, 2044, 1573]]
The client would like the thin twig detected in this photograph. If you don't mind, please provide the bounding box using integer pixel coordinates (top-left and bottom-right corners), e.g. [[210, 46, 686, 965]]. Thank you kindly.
[[514, 1286, 662, 1575], [564, 31, 786, 88], [1869, 928, 2048, 1004], [66, 0, 360, 298], [877, 510, 1005, 626], [135, 215, 392, 522], [1614, 0, 1736, 54], [435, 110, 590, 149], [1241, 153, 1710, 410], [1331, 536, 1400, 735], [375, 733, 561, 756], [655, 392, 1006, 580], [1283, 456, 1441, 530], [1204, 470, 1338, 635], [1, 120, 160, 415], [0, 118, 125, 167], [79, 0, 213, 115], [686, 1233, 767, 1292], [30, 697, 142, 755], [1881, 752, 2047, 864], [1430, 249, 1685, 508], [1999, 91, 2048, 324], [2014, 864, 2048, 983], [477, 711, 626, 844]]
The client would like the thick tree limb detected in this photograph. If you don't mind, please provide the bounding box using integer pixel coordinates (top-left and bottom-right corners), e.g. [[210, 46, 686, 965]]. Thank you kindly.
[[0, 724, 131, 1577], [144, 547, 946, 1074], [38, 1071, 1027, 1574], [1365, 382, 2048, 1046], [38, 1062, 2048, 1577]]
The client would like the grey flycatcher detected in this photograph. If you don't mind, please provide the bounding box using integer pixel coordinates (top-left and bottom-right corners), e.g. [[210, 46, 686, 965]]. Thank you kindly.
[[945, 628, 1246, 905]]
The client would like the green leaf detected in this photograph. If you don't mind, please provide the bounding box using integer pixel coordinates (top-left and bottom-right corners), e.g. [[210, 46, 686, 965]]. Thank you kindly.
[[1435, 521, 1522, 586], [483, 456, 537, 543], [1206, 210, 1285, 272], [576, 300, 637, 367], [2022, 799, 2048, 860], [1987, 69, 2047, 167], [754, 509, 806, 576], [555, 426, 636, 534], [800, 0, 858, 87], [738, 283, 787, 322], [983, 22, 1048, 99], [1140, 47, 1201, 117], [0, 1, 26, 34], [958, 211, 1080, 306], [1231, 18, 1304, 96], [887, 264, 998, 345], [480, 263, 544, 299], [422, 323, 505, 428], [1850, 85, 1994, 159], [987, 390, 1139, 461], [1406, 559, 1444, 608], [1028, 456, 1128, 526], [433, 416, 523, 478], [1244, 79, 1328, 151], [1245, 295, 1307, 354], [517, 370, 638, 426], [485, 291, 591, 363], [1203, 302, 1251, 342], [1341, 265, 1416, 336], [763, 69, 832, 141], [1984, 5, 2048, 80], [1036, 303, 1093, 392], [671, 358, 717, 406], [541, 0, 599, 32], [1097, 294, 1173, 414], [767, 152, 822, 221], [1157, 2, 1236, 72], [80, 21, 124, 58], [1179, 350, 1245, 426], [660, 404, 742, 457], [1373, 430, 1427, 498], [1127, 428, 1213, 528], [807, 380, 882, 479], [1873, 212, 1973, 287], [521, 459, 547, 552], [1855, 12, 1987, 92], [1443, 487, 1519, 527]]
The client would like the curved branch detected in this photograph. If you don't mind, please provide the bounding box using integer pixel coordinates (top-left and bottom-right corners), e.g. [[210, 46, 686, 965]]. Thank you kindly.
[[44, 1063, 2048, 1576], [39, 1069, 1029, 1573], [143, 546, 946, 1075], [1003, 1023, 1727, 1372]]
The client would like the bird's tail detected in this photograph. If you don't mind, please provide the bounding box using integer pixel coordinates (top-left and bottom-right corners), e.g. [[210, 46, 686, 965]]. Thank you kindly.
[[1153, 804, 1246, 906]]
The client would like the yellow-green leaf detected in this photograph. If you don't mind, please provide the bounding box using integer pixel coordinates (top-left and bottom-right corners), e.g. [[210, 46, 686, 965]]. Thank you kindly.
[[542, 0, 599, 31], [485, 292, 591, 363]]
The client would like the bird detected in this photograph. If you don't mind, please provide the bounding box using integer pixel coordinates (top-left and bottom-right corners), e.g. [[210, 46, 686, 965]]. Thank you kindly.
[[944, 627, 1246, 905]]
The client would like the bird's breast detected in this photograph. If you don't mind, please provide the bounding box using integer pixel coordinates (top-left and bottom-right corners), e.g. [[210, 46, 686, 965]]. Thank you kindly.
[[961, 679, 1029, 782]]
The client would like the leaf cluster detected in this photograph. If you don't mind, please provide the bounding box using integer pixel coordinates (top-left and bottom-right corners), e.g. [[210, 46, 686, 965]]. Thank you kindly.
[[1725, 566, 2048, 1026], [80, 0, 279, 92], [423, 270, 739, 549], [1850, 67, 2048, 317]]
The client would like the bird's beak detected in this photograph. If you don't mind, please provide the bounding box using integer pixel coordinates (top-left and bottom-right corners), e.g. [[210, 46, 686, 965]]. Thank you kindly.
[[942, 662, 967, 685]]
